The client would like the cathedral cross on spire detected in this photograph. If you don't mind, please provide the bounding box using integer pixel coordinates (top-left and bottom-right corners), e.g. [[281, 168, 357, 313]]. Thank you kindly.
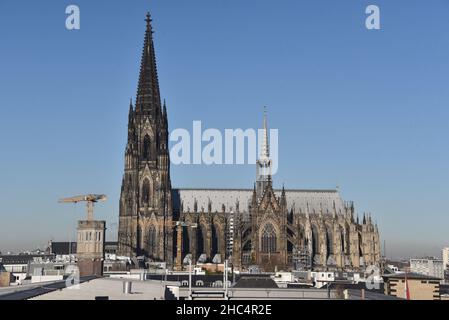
[[145, 12, 153, 32]]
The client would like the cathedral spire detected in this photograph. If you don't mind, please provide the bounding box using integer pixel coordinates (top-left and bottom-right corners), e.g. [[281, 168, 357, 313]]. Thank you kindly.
[[127, 98, 134, 142], [136, 12, 162, 114], [129, 98, 134, 117], [163, 99, 168, 124], [281, 184, 287, 207], [260, 106, 270, 160], [256, 107, 272, 199], [252, 183, 257, 206], [118, 12, 173, 262]]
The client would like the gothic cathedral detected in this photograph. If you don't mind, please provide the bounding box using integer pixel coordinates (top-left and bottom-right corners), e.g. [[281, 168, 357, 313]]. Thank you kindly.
[[117, 13, 381, 272]]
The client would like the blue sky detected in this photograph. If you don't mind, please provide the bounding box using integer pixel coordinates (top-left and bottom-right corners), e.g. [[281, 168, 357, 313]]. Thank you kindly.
[[0, 0, 448, 259]]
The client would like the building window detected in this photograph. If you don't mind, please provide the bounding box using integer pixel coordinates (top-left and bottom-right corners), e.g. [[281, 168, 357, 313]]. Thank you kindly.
[[326, 227, 334, 255], [312, 225, 319, 256], [142, 178, 150, 206], [148, 225, 157, 256], [143, 135, 151, 160], [261, 223, 277, 253]]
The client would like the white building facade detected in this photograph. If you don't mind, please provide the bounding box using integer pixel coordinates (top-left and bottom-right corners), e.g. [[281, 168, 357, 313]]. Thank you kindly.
[[410, 258, 444, 279], [442, 248, 449, 270]]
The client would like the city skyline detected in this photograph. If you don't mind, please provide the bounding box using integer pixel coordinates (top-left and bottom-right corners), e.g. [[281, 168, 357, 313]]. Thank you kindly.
[[0, 0, 449, 259]]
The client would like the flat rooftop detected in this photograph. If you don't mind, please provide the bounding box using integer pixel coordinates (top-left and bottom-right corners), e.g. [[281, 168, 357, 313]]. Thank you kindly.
[[30, 278, 174, 300]]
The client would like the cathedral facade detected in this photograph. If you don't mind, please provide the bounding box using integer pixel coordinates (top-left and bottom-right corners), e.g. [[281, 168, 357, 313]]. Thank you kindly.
[[117, 13, 381, 271]]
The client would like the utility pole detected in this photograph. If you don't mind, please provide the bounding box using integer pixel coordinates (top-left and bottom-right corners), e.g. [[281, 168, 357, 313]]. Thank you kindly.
[[223, 259, 226, 298], [188, 258, 192, 300], [224, 259, 229, 300]]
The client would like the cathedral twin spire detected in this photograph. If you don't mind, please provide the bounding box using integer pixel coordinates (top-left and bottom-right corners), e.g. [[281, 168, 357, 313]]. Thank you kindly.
[[118, 13, 173, 260], [126, 13, 169, 154], [135, 12, 163, 117]]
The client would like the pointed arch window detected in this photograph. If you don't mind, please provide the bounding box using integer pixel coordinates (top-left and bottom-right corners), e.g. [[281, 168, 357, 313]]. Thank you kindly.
[[326, 227, 334, 255], [261, 223, 277, 253], [148, 225, 157, 256], [358, 233, 363, 256], [312, 225, 319, 256], [143, 135, 151, 160], [142, 178, 150, 205], [137, 226, 142, 255]]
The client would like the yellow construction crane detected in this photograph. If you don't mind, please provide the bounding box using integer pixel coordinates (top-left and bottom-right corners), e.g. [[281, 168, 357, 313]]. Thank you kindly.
[[58, 194, 107, 221], [172, 221, 197, 270]]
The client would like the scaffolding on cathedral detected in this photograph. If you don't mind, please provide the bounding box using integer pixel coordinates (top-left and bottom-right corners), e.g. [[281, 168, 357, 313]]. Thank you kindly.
[[292, 246, 312, 271]]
